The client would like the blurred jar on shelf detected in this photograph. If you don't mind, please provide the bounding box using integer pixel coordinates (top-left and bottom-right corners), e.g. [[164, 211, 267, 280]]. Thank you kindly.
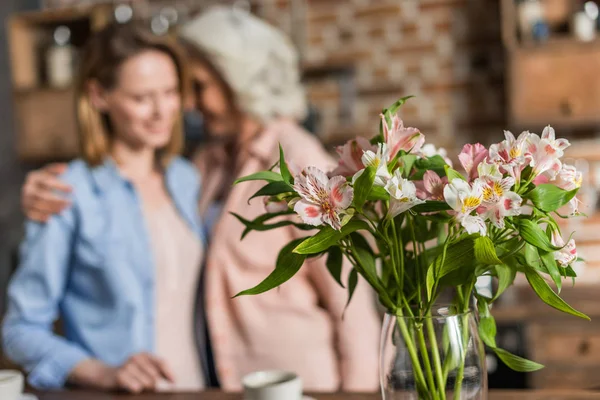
[[46, 25, 75, 88], [518, 0, 550, 43], [572, 1, 599, 41]]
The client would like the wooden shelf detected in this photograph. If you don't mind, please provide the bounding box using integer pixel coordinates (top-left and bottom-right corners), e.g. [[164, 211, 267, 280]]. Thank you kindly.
[[8, 5, 113, 162], [515, 36, 600, 53]]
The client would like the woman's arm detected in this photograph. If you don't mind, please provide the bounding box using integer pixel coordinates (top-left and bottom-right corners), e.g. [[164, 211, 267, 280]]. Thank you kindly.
[[2, 208, 90, 389]]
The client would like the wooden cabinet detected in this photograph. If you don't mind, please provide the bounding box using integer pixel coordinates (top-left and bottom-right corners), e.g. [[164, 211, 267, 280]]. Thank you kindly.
[[501, 0, 600, 129], [14, 88, 79, 160], [509, 45, 600, 127], [494, 285, 600, 390], [528, 319, 600, 389]]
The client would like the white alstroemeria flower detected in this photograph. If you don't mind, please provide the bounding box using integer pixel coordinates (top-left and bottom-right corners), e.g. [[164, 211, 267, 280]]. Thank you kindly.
[[476, 162, 521, 228], [551, 163, 583, 215], [553, 164, 583, 191], [443, 178, 484, 215], [384, 170, 425, 218], [443, 178, 488, 236], [525, 126, 570, 179], [481, 191, 523, 229], [461, 214, 488, 236], [353, 143, 391, 187], [488, 130, 530, 181], [551, 230, 578, 267], [293, 167, 353, 230]]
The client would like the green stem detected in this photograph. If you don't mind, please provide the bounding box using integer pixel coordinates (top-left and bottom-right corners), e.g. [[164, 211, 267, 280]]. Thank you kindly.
[[453, 285, 474, 400], [426, 314, 446, 400], [396, 314, 430, 399], [416, 323, 436, 397]]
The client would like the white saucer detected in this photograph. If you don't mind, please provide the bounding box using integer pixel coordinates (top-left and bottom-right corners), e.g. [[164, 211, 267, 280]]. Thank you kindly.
[[21, 395, 38, 400], [303, 397, 316, 400]]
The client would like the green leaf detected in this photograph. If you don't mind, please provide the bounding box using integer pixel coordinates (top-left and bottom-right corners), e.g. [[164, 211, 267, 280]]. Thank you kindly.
[[524, 266, 590, 320], [326, 247, 344, 288], [476, 296, 497, 348], [353, 166, 376, 212], [231, 212, 313, 239], [293, 220, 371, 255], [562, 265, 577, 278], [444, 165, 467, 182], [353, 245, 381, 289], [527, 184, 578, 212], [539, 250, 562, 293], [493, 263, 517, 301], [493, 348, 544, 372], [345, 268, 359, 310], [412, 201, 452, 213], [234, 238, 306, 297], [401, 154, 418, 177], [234, 171, 283, 185], [517, 219, 561, 252], [474, 236, 503, 265], [426, 238, 475, 299], [278, 144, 293, 184], [248, 181, 294, 201], [367, 186, 389, 201], [383, 95, 414, 117]]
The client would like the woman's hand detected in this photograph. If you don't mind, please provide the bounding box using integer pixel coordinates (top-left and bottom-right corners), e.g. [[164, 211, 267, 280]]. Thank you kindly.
[[106, 353, 176, 393], [22, 163, 72, 222], [70, 353, 175, 394]]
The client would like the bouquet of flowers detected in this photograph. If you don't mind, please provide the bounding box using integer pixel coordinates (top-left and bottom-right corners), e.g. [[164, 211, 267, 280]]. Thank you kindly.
[[233, 97, 587, 398]]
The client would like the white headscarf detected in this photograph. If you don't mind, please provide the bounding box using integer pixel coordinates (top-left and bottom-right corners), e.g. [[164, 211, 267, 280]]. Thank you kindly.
[[179, 5, 308, 124]]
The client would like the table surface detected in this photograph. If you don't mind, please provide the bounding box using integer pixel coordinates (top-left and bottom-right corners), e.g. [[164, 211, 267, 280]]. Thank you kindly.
[[32, 390, 600, 400]]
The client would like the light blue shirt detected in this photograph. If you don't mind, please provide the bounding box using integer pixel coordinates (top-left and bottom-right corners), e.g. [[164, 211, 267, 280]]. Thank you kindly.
[[2, 157, 205, 389]]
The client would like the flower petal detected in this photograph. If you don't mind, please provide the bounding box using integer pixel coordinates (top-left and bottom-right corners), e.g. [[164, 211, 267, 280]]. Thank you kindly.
[[327, 176, 354, 210], [460, 214, 487, 236], [294, 200, 323, 226]]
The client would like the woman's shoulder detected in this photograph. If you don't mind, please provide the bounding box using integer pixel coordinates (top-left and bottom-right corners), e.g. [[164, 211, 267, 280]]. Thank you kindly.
[[166, 156, 201, 189], [271, 119, 335, 171]]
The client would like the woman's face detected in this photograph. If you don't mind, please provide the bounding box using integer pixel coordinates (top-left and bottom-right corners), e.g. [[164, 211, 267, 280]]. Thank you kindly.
[[189, 61, 238, 139], [93, 50, 181, 150]]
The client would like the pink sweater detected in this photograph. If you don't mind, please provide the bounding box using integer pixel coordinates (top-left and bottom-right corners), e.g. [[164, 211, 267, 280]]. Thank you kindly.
[[202, 120, 381, 392]]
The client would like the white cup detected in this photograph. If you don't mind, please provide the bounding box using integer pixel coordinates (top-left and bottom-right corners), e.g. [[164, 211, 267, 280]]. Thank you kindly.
[[242, 370, 303, 400], [0, 370, 24, 400]]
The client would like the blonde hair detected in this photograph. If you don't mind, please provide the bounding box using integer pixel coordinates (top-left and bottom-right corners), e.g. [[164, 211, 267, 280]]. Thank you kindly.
[[76, 22, 188, 166]]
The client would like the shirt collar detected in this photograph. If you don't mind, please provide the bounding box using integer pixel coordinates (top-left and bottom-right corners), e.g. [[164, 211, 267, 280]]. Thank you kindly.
[[90, 157, 182, 194], [90, 158, 125, 193]]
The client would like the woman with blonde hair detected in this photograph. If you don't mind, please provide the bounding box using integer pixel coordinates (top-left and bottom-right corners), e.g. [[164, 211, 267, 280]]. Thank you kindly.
[[19, 6, 381, 393], [3, 23, 209, 393]]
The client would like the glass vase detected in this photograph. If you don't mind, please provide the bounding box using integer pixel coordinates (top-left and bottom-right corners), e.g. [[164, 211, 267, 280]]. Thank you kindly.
[[380, 307, 487, 400]]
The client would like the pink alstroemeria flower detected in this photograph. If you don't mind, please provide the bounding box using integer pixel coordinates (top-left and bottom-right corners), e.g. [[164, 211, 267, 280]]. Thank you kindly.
[[381, 114, 424, 159], [332, 137, 375, 177], [293, 167, 353, 230], [551, 230, 578, 267], [553, 164, 583, 215], [488, 130, 530, 182], [525, 126, 570, 179], [458, 143, 488, 181], [415, 170, 447, 200]]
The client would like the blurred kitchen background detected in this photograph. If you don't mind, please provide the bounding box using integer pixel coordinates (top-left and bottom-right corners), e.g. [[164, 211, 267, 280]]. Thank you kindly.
[[2, 0, 600, 390]]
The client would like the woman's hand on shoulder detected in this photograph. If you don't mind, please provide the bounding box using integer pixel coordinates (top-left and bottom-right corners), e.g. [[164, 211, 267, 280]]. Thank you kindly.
[[22, 163, 72, 222]]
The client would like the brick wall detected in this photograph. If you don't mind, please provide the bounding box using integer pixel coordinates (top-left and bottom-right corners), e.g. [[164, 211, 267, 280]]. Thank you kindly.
[[260, 0, 506, 150]]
